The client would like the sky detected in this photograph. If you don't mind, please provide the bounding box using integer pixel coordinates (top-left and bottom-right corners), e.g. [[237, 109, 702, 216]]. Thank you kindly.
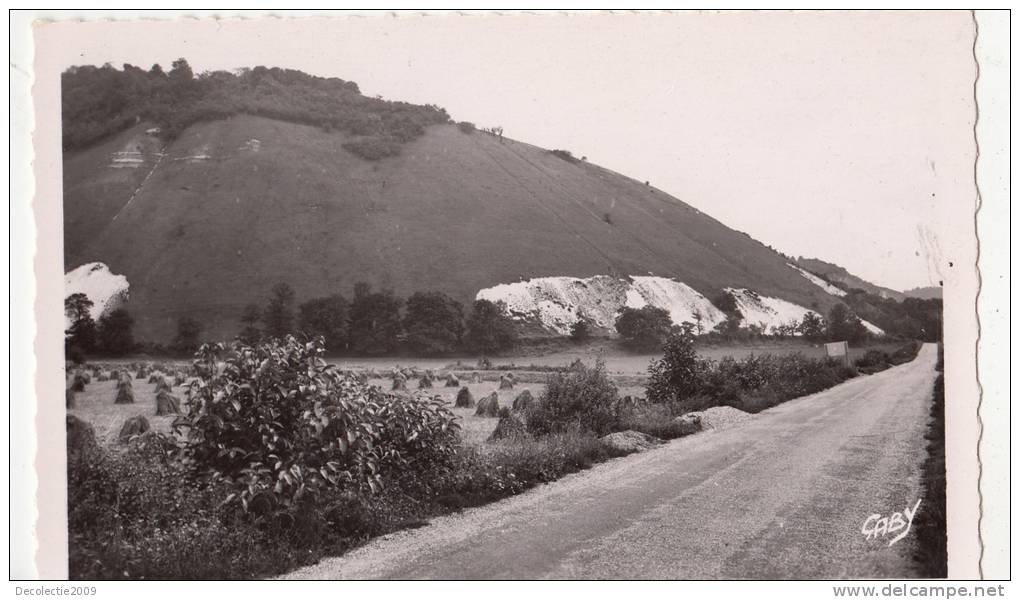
[[41, 10, 978, 291]]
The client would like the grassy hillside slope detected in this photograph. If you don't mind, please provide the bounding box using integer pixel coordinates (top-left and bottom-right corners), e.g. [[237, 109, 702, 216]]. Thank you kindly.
[[794, 257, 907, 301], [65, 115, 841, 342]]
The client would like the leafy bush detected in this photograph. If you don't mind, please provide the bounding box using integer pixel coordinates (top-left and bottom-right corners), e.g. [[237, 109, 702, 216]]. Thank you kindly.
[[174, 337, 460, 513], [646, 324, 706, 405], [434, 432, 629, 509], [526, 360, 619, 436], [457, 121, 476, 134], [615, 306, 673, 350], [643, 327, 860, 414], [68, 434, 376, 579], [855, 349, 890, 372]]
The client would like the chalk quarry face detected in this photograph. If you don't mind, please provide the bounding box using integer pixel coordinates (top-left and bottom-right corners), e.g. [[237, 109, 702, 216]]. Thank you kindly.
[[62, 259, 882, 341], [476, 272, 884, 336], [64, 262, 130, 327]]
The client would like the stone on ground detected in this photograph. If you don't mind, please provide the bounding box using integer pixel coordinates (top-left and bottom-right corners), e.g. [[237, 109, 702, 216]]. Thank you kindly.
[[672, 413, 703, 436], [685, 406, 753, 430], [599, 430, 664, 453]]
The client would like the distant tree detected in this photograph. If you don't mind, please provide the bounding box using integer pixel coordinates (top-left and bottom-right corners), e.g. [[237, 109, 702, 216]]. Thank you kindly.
[[569, 317, 593, 343], [615, 306, 673, 350], [168, 58, 194, 85], [298, 294, 350, 352], [174, 316, 203, 355], [348, 283, 403, 355], [64, 293, 97, 354], [263, 283, 295, 339], [464, 299, 517, 354], [691, 309, 706, 335], [402, 292, 465, 355], [96, 309, 135, 356], [826, 304, 868, 344], [798, 312, 826, 341], [711, 314, 743, 339], [712, 291, 742, 319], [238, 303, 262, 344]]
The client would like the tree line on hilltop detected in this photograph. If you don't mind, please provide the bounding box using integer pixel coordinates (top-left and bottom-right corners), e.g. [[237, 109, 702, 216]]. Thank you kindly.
[[62, 59, 451, 159]]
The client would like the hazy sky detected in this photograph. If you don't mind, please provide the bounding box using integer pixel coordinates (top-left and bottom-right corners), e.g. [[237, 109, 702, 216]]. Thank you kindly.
[[43, 10, 978, 291]]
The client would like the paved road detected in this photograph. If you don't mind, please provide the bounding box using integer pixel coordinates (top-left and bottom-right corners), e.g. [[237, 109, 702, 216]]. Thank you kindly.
[[285, 344, 939, 580]]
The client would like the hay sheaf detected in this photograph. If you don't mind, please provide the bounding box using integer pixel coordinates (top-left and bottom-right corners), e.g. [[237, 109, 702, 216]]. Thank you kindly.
[[454, 386, 474, 408], [474, 392, 500, 418], [118, 415, 151, 443]]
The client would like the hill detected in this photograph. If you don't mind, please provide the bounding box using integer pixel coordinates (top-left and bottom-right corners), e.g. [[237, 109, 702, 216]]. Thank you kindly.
[[792, 257, 907, 301], [903, 286, 943, 300], [63, 64, 863, 343]]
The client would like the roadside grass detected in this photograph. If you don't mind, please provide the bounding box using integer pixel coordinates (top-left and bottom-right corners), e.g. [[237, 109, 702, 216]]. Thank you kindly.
[[912, 345, 946, 577]]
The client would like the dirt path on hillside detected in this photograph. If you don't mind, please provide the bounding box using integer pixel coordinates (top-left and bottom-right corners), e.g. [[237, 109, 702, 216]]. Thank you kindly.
[[283, 344, 939, 580]]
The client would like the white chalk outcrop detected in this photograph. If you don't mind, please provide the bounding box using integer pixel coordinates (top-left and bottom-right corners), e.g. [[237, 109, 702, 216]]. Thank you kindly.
[[476, 275, 726, 335], [725, 288, 819, 335], [787, 263, 847, 297], [64, 262, 130, 327], [727, 287, 884, 336], [478, 275, 885, 337]]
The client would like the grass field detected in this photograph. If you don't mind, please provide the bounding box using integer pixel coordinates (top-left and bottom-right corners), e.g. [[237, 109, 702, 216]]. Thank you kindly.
[[68, 372, 529, 450], [70, 340, 901, 450]]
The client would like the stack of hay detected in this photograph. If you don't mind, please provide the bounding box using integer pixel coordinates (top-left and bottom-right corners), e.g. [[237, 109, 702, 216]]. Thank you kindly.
[[454, 386, 475, 408], [114, 376, 134, 404], [475, 392, 500, 417]]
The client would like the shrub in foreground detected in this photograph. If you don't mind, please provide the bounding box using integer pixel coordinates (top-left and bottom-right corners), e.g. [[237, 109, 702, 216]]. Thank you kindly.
[[526, 360, 619, 436], [174, 337, 460, 512], [434, 431, 629, 509]]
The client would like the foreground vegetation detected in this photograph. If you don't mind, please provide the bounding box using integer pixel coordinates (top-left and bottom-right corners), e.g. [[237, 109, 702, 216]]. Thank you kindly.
[[912, 345, 947, 577], [67, 328, 924, 579]]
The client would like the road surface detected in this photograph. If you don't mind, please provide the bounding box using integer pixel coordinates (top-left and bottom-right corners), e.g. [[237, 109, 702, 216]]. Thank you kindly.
[[284, 344, 939, 579]]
